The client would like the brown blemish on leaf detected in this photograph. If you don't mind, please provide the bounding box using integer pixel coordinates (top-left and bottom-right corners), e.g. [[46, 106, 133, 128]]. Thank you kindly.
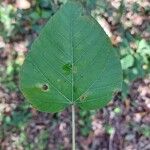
[[79, 91, 91, 101], [80, 95, 86, 100], [79, 93, 88, 101], [42, 84, 49, 92], [36, 83, 49, 92]]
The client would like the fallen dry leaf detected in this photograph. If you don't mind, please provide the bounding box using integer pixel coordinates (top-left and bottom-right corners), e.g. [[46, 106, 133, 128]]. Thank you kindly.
[[16, 0, 31, 10]]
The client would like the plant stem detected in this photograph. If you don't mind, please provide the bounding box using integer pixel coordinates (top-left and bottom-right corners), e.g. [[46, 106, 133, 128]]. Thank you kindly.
[[72, 104, 75, 150]]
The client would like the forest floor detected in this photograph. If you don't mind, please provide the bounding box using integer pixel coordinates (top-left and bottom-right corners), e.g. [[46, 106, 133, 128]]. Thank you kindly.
[[0, 0, 150, 150]]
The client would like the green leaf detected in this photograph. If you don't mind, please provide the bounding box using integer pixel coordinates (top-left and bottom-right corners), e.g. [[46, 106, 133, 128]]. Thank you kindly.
[[137, 39, 150, 64], [137, 39, 150, 56], [121, 54, 134, 70], [19, 1, 122, 112]]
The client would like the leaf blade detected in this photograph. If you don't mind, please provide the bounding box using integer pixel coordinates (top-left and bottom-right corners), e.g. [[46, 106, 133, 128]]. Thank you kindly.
[[20, 1, 122, 112]]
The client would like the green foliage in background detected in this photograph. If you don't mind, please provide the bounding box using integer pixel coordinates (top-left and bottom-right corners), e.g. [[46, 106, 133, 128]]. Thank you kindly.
[[0, 4, 17, 38], [120, 38, 150, 96], [0, 0, 149, 148]]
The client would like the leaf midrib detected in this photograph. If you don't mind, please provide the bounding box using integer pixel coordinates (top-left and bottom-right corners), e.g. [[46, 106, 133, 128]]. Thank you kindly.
[[70, 11, 74, 103]]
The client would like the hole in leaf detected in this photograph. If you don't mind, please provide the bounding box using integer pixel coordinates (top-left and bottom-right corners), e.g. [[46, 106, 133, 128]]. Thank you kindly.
[[42, 84, 49, 91]]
